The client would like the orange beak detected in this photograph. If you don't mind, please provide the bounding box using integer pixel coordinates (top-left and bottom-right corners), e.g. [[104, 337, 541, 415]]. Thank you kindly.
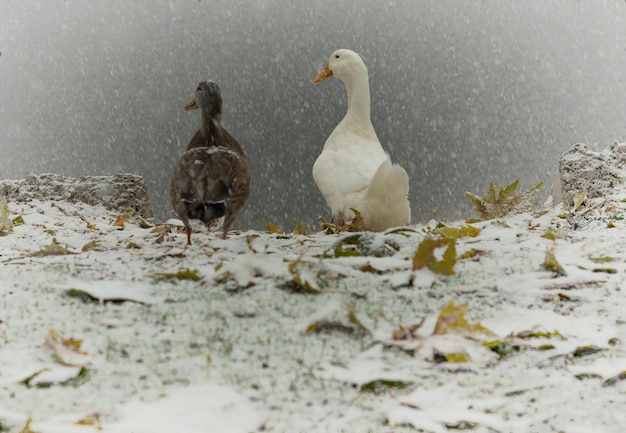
[[313, 63, 333, 83], [183, 99, 199, 110]]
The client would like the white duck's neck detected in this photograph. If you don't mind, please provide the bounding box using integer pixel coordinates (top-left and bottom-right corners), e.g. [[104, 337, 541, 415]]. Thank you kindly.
[[341, 68, 374, 132]]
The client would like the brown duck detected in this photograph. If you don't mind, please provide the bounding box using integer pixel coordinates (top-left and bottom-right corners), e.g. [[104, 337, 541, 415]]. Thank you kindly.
[[170, 81, 250, 245]]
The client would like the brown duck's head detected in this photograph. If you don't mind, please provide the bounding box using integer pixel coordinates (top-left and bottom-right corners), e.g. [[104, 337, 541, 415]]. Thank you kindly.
[[184, 81, 223, 118]]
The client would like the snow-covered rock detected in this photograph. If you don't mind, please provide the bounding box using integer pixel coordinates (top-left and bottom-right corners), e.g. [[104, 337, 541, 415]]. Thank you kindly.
[[551, 142, 626, 206], [0, 173, 153, 217]]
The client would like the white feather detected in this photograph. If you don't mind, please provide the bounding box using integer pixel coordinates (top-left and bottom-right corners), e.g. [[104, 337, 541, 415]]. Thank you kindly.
[[313, 49, 411, 230]]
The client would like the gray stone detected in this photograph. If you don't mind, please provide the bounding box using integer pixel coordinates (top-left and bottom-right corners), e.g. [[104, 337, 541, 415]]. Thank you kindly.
[[551, 142, 626, 207], [0, 173, 153, 218]]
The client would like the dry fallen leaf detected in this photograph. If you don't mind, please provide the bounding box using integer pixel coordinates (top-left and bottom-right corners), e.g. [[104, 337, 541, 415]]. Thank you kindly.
[[76, 213, 98, 230], [45, 329, 92, 367], [17, 417, 39, 433], [432, 300, 496, 338], [75, 413, 102, 430], [392, 317, 426, 340], [111, 210, 135, 229]]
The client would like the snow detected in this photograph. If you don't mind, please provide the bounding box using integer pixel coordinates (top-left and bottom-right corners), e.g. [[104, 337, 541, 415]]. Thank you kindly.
[[2, 163, 626, 432]]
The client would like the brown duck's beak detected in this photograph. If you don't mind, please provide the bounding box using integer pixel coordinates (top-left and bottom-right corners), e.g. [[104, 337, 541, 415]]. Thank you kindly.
[[183, 99, 199, 110], [313, 63, 333, 83]]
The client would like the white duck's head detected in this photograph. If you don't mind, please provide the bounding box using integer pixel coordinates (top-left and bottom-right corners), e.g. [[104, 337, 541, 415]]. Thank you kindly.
[[313, 49, 367, 84]]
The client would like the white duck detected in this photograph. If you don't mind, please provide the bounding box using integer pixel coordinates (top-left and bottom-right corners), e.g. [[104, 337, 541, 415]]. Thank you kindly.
[[312, 48, 411, 231]]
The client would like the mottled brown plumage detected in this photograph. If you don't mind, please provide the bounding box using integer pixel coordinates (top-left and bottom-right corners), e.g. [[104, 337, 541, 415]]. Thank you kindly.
[[170, 81, 250, 245]]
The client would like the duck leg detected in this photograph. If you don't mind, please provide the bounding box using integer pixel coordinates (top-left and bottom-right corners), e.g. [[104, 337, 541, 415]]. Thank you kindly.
[[337, 213, 346, 228], [186, 226, 192, 245], [222, 224, 229, 240]]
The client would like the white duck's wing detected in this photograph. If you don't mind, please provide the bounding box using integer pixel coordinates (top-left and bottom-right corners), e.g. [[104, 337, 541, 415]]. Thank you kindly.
[[313, 130, 387, 216], [313, 148, 374, 196], [362, 158, 411, 230]]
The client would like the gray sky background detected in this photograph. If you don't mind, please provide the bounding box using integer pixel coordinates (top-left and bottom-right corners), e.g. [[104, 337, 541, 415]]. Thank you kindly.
[[1, 1, 625, 229]]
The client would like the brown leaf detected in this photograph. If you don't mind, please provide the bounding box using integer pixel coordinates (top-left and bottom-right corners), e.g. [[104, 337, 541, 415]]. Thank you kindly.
[[111, 210, 135, 229], [392, 317, 426, 340], [432, 300, 496, 337]]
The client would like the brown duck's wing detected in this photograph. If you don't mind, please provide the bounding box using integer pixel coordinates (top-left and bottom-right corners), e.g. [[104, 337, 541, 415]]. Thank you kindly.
[[223, 155, 251, 229], [220, 127, 247, 159], [216, 129, 250, 226], [186, 129, 206, 150], [170, 147, 250, 227]]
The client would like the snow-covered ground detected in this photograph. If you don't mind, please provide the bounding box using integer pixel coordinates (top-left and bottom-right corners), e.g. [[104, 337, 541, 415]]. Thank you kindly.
[[2, 163, 626, 432]]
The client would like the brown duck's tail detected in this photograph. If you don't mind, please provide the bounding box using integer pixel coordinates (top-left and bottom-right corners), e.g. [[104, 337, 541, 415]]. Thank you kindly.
[[185, 201, 226, 225], [189, 178, 230, 226]]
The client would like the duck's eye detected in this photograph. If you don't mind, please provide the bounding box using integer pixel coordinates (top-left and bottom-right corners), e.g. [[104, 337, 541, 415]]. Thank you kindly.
[[335, 55, 340, 58]]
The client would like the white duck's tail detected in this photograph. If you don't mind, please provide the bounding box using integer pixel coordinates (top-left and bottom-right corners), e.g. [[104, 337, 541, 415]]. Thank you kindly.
[[362, 158, 411, 231]]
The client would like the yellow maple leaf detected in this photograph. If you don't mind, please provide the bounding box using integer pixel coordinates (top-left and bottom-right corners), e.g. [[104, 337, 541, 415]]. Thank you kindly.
[[111, 210, 135, 229], [266, 222, 286, 234], [412, 237, 456, 275], [75, 413, 102, 430], [432, 300, 496, 337], [17, 417, 38, 433]]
